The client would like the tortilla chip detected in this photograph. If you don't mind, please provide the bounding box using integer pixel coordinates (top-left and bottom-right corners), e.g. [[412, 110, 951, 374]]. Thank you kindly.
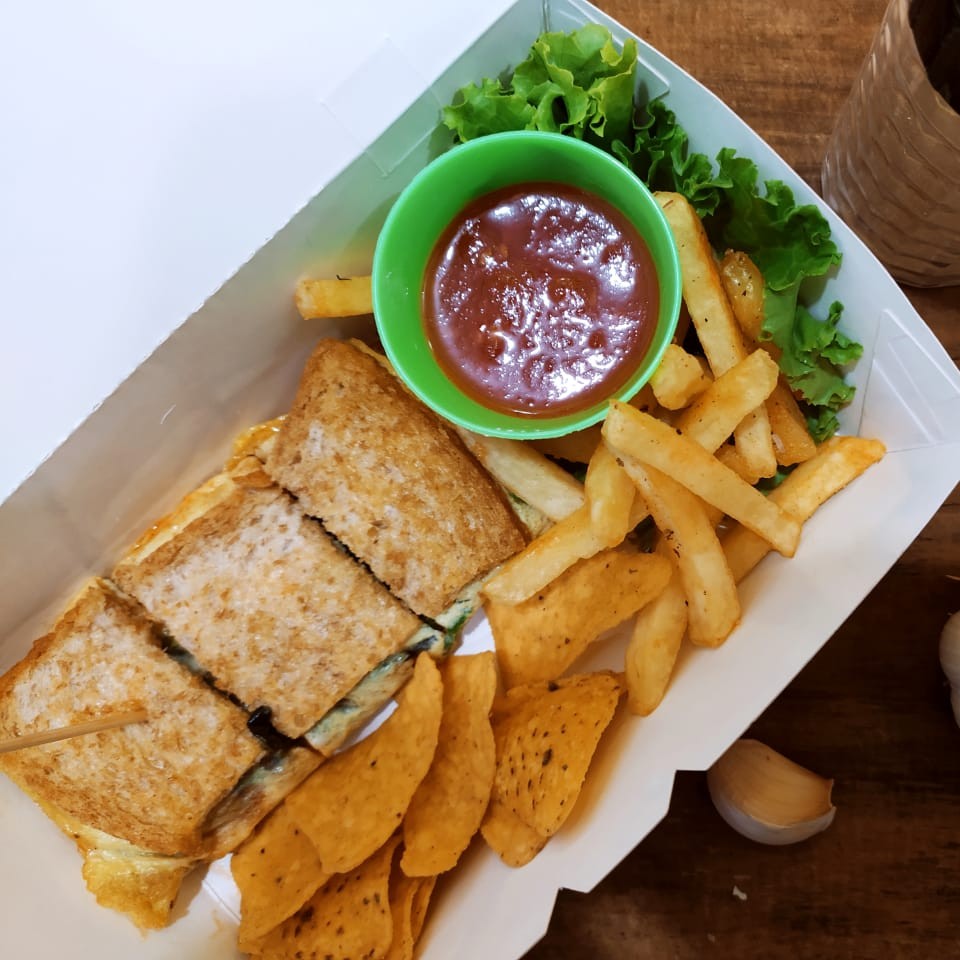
[[232, 802, 328, 950], [254, 835, 399, 960], [409, 874, 436, 944], [384, 869, 438, 960], [494, 672, 624, 838], [485, 546, 670, 687], [286, 654, 442, 874], [479, 792, 547, 867], [401, 653, 497, 876]]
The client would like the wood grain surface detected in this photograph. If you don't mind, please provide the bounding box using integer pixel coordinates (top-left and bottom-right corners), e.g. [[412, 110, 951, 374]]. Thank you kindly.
[[526, 2, 960, 957]]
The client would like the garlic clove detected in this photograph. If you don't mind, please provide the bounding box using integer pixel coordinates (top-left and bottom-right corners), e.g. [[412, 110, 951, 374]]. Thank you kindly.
[[939, 610, 960, 690], [707, 739, 835, 846], [951, 685, 960, 729]]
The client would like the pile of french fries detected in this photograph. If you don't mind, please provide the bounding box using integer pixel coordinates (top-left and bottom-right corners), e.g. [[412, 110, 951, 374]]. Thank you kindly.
[[454, 193, 884, 715], [295, 191, 884, 719]]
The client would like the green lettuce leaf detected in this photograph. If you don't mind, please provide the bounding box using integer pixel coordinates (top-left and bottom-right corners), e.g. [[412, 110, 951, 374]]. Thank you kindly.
[[512, 25, 638, 149], [442, 25, 638, 152], [614, 100, 731, 218], [805, 408, 842, 444], [764, 290, 862, 418], [441, 77, 535, 140], [706, 149, 842, 292]]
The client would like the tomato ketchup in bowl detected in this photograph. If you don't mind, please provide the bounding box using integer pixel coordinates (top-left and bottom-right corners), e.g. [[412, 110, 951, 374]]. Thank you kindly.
[[424, 181, 660, 419], [373, 132, 680, 439]]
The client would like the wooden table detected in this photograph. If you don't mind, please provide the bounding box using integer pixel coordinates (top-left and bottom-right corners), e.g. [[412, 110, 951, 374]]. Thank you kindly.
[[527, 2, 960, 957]]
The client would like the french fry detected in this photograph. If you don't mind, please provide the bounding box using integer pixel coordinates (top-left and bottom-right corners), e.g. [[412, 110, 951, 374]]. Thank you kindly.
[[622, 461, 739, 648], [715, 443, 762, 485], [625, 540, 689, 713], [767, 381, 818, 465], [656, 351, 776, 528], [455, 429, 585, 522], [530, 426, 602, 464], [585, 443, 636, 547], [718, 249, 783, 366], [481, 349, 794, 606], [675, 350, 780, 453], [295, 276, 373, 319], [655, 193, 777, 478], [719, 251, 817, 466], [649, 343, 713, 410], [482, 505, 604, 606], [482, 495, 650, 606], [718, 250, 765, 342], [723, 436, 886, 581], [733, 407, 778, 480], [603, 401, 801, 557], [655, 194, 745, 373]]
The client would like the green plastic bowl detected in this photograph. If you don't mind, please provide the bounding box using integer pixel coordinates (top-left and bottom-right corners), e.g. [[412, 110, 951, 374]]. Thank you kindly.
[[372, 131, 681, 439]]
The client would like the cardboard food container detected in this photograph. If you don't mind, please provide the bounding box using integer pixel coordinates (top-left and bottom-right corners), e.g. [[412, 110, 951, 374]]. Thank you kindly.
[[2, 0, 960, 957]]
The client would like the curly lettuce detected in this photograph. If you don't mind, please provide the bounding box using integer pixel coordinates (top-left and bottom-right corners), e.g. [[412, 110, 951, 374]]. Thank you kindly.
[[763, 294, 863, 442], [614, 99, 732, 217], [442, 25, 638, 151]]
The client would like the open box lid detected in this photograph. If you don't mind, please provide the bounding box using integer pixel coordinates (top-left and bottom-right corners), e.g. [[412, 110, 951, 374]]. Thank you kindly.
[[0, 0, 519, 503], [2, 1, 959, 958]]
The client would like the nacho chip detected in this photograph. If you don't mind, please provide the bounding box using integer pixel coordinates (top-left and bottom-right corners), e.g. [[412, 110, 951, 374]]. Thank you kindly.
[[286, 654, 442, 874], [493, 672, 624, 839], [480, 792, 547, 867], [232, 802, 328, 951], [486, 547, 671, 688], [384, 869, 438, 960], [481, 683, 570, 866], [401, 653, 497, 877], [409, 874, 436, 944], [253, 835, 398, 960]]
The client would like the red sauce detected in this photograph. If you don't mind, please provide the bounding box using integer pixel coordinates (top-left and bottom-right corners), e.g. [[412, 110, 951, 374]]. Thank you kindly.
[[423, 181, 659, 418]]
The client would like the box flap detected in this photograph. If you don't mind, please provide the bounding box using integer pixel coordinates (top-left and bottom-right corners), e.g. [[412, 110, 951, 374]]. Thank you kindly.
[[0, 0, 519, 503]]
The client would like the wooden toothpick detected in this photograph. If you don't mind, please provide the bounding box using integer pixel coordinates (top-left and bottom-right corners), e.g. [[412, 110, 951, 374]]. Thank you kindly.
[[0, 709, 149, 754]]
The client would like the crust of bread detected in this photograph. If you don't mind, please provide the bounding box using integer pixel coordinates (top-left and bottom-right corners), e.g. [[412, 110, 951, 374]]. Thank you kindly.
[[113, 460, 422, 739], [0, 579, 264, 856], [265, 339, 528, 618]]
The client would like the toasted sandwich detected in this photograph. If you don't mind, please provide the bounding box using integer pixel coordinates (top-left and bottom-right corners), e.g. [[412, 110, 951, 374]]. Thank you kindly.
[[264, 338, 529, 619], [0, 578, 282, 927], [0, 337, 536, 932]]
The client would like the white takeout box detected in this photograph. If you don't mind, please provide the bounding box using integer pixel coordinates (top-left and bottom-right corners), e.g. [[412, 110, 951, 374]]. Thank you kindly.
[[2, 0, 960, 957]]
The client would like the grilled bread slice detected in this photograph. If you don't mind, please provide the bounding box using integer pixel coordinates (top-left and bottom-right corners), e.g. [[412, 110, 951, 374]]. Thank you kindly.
[[265, 338, 528, 619], [113, 457, 423, 739], [0, 578, 263, 857]]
